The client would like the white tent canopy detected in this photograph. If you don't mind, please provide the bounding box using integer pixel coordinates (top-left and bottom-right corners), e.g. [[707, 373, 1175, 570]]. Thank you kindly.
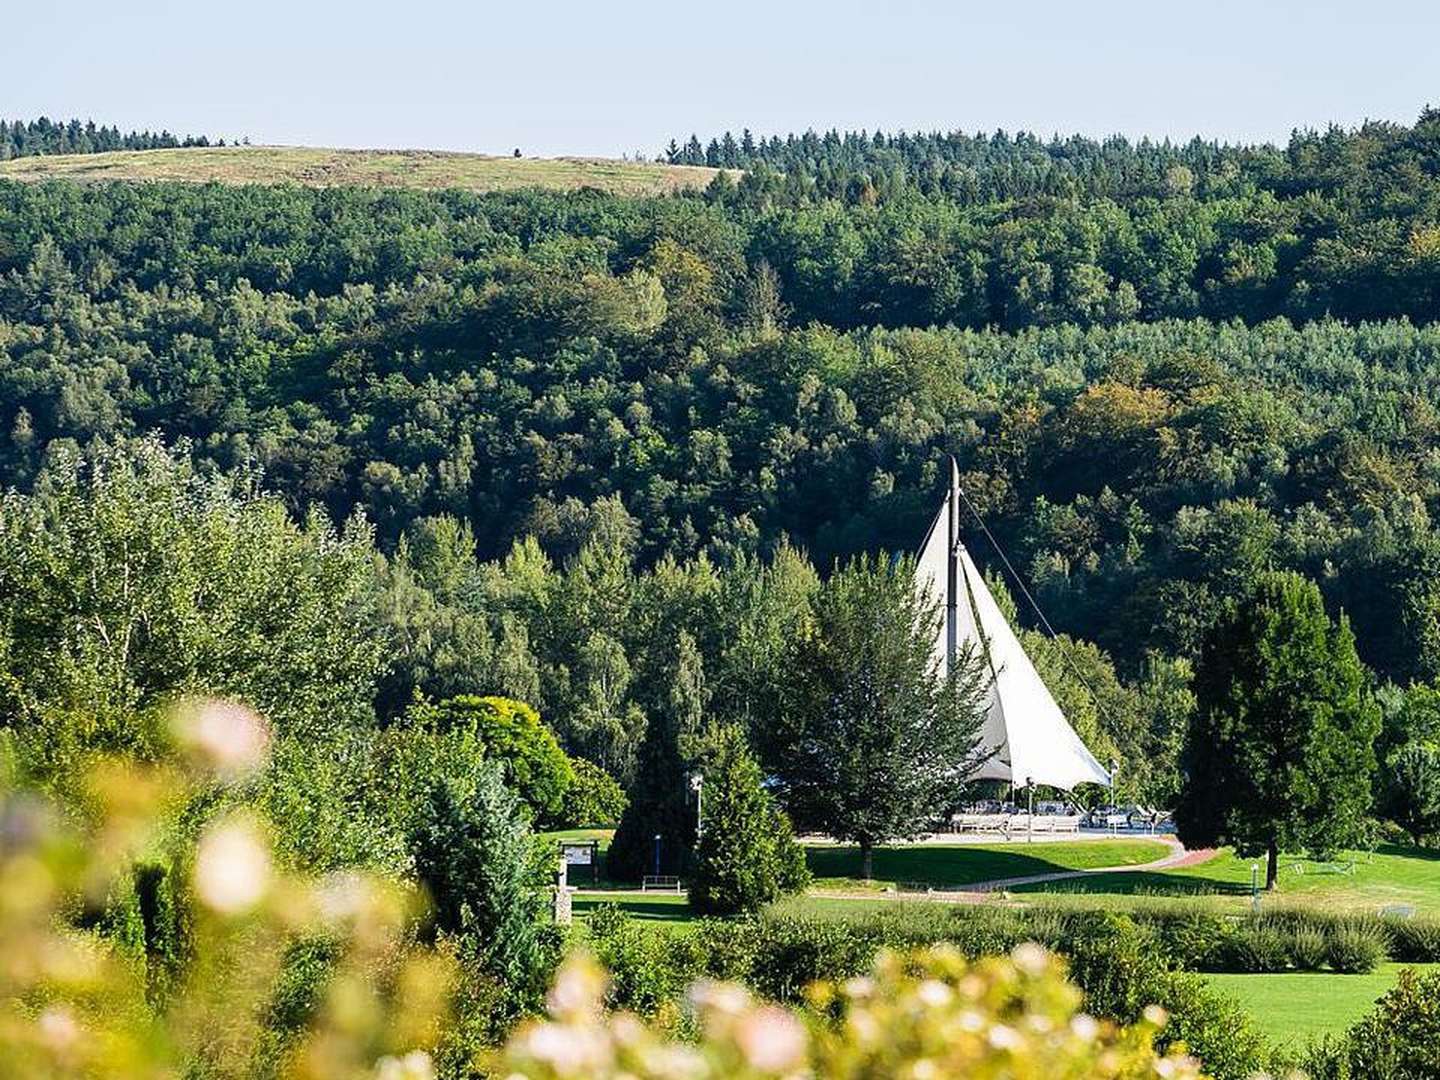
[[916, 460, 1111, 791]]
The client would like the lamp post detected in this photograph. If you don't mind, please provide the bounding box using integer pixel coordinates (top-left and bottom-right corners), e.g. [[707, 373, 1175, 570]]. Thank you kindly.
[[1251, 863, 1260, 913], [1026, 776, 1034, 842], [689, 772, 704, 840], [652, 834, 662, 878]]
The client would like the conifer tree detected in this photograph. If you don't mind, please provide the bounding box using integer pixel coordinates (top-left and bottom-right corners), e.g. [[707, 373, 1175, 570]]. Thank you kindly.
[[1177, 571, 1379, 888], [607, 630, 708, 879], [410, 763, 548, 987], [690, 724, 808, 915]]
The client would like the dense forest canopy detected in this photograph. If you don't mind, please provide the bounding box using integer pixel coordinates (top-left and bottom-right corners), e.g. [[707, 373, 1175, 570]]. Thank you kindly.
[[666, 109, 1440, 208], [1, 116, 217, 159], [2, 108, 1440, 811]]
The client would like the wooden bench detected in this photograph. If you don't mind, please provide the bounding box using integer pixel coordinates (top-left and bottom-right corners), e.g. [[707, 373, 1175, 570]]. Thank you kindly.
[[641, 875, 682, 893]]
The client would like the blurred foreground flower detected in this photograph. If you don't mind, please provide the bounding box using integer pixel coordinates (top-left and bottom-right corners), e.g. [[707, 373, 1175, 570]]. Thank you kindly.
[[172, 697, 271, 779], [502, 945, 1205, 1080], [1, 743, 449, 1080], [194, 815, 271, 915]]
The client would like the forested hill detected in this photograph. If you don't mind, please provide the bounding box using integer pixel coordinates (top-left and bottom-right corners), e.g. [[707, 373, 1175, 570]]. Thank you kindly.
[[1, 116, 216, 159], [666, 108, 1440, 207], [5, 165, 1440, 690]]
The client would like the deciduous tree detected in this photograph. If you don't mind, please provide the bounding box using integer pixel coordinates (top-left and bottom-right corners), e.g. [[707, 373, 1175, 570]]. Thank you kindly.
[[765, 554, 986, 879]]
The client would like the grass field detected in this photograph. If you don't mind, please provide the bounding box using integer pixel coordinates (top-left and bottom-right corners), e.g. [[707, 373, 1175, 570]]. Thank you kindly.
[[1205, 962, 1440, 1045], [806, 838, 1172, 891], [0, 146, 722, 195], [1013, 843, 1440, 912]]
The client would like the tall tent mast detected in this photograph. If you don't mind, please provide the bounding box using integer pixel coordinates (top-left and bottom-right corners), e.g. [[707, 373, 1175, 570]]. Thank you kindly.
[[946, 457, 959, 677]]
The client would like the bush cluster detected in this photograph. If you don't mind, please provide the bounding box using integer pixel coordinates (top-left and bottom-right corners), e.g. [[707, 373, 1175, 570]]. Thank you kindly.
[[584, 902, 1270, 1079], [1136, 908, 1395, 975], [503, 945, 1205, 1080]]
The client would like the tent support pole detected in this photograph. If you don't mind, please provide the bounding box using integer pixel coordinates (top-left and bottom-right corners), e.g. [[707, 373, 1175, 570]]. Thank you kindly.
[[946, 458, 958, 676]]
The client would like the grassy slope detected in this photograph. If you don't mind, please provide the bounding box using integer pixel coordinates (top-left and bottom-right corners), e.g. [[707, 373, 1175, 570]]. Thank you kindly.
[[0, 146, 722, 195], [1205, 962, 1440, 1045], [805, 839, 1172, 891]]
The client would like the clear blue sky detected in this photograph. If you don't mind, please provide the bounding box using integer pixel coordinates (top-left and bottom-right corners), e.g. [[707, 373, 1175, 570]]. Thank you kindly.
[[6, 0, 1437, 157]]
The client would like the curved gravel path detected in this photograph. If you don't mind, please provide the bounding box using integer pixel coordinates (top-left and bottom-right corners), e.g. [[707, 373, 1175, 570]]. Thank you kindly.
[[968, 838, 1215, 892]]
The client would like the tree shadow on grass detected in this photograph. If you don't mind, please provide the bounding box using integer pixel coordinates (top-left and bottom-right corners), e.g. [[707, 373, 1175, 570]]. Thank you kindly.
[[1011, 871, 1250, 897], [572, 897, 690, 922], [805, 845, 1158, 887], [1374, 842, 1440, 863]]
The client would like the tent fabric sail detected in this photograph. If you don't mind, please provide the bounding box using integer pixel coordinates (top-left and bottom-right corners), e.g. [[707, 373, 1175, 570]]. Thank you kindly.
[[916, 464, 1111, 791]]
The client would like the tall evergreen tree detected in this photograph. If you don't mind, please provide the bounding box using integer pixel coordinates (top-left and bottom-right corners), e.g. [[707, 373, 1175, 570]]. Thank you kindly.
[[689, 724, 808, 915], [409, 763, 549, 987], [1383, 744, 1440, 845], [606, 630, 708, 879], [1176, 571, 1379, 888]]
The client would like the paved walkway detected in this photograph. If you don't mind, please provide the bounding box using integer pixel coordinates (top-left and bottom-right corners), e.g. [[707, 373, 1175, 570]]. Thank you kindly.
[[798, 827, 1175, 847], [969, 837, 1215, 892]]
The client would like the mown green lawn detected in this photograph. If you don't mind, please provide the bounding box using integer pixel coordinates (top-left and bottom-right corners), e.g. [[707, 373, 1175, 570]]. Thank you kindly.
[[1205, 963, 1440, 1045], [805, 838, 1172, 891], [542, 830, 1170, 893], [570, 892, 927, 927], [571, 893, 692, 925], [1014, 844, 1440, 912]]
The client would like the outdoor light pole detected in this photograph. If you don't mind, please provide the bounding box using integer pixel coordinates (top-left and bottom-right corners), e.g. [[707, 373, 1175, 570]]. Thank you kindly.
[[653, 834, 662, 878], [689, 772, 704, 840], [1251, 863, 1260, 913], [1025, 776, 1034, 842]]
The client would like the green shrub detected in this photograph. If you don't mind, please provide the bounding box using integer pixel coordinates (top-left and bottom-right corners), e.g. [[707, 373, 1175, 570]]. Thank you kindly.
[[409, 764, 551, 995], [747, 915, 876, 1002], [1153, 971, 1271, 1080], [502, 946, 1209, 1080], [688, 917, 762, 981], [1224, 924, 1291, 972], [943, 904, 1034, 958], [613, 900, 1274, 1080], [586, 904, 701, 1015], [1385, 916, 1440, 963], [1137, 907, 1233, 970], [1320, 967, 1440, 1077], [1326, 922, 1388, 973], [1052, 911, 1169, 1019], [771, 803, 812, 895], [690, 726, 807, 916], [1289, 925, 1330, 971]]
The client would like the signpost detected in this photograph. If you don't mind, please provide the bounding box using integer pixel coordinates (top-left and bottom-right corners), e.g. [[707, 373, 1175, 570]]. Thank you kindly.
[[559, 840, 599, 885]]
